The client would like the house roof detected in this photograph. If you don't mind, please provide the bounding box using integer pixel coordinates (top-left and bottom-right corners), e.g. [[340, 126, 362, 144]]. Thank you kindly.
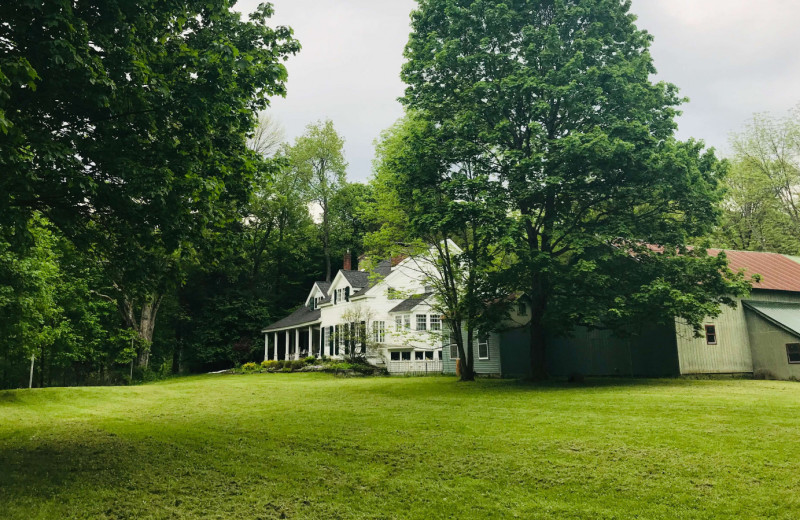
[[708, 249, 800, 293], [315, 281, 331, 297], [389, 293, 432, 313], [742, 301, 800, 338], [262, 306, 321, 332], [352, 260, 393, 298], [340, 270, 369, 288]]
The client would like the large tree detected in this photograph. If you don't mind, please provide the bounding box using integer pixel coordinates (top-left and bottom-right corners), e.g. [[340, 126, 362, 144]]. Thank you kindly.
[[285, 120, 348, 281], [0, 1, 299, 367], [402, 0, 751, 379]]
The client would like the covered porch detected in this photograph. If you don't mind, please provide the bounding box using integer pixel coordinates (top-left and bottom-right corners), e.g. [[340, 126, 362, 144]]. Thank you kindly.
[[261, 306, 323, 361]]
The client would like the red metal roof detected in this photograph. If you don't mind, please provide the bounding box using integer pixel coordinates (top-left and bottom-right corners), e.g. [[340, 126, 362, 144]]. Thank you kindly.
[[708, 249, 800, 292]]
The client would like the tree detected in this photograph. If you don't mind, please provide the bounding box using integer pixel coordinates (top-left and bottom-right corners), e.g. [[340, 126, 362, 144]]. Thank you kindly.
[[713, 159, 799, 254], [401, 0, 752, 379], [286, 120, 348, 281], [0, 1, 300, 367], [367, 115, 514, 381], [723, 107, 800, 254], [249, 112, 287, 158]]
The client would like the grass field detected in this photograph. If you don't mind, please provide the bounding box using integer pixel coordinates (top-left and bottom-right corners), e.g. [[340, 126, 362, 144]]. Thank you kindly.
[[2, 374, 800, 519]]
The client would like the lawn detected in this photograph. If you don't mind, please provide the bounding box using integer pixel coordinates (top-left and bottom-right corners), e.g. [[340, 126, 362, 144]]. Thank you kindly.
[[1, 374, 800, 519]]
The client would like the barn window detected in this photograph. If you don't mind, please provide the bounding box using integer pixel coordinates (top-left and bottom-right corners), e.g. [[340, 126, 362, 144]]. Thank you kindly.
[[478, 336, 489, 360], [705, 325, 717, 345], [450, 343, 459, 360], [787, 343, 800, 364]]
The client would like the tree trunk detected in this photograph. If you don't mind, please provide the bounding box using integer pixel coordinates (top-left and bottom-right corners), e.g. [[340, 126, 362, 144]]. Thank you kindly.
[[322, 198, 331, 282], [28, 354, 34, 389], [528, 290, 548, 381], [137, 294, 162, 368]]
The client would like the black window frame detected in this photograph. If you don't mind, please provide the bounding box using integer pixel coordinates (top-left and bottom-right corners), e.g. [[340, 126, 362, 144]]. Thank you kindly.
[[705, 324, 717, 345], [787, 343, 800, 364]]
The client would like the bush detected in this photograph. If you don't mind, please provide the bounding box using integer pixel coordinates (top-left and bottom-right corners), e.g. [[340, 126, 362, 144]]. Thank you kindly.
[[241, 362, 259, 373], [280, 367, 293, 373], [303, 356, 317, 365], [290, 360, 305, 370], [261, 360, 280, 370]]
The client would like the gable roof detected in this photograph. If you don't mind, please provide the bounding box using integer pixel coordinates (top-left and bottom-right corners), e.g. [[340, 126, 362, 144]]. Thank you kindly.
[[742, 301, 800, 338], [262, 306, 321, 332], [708, 249, 800, 293], [340, 270, 369, 288], [389, 293, 432, 313], [315, 281, 331, 297]]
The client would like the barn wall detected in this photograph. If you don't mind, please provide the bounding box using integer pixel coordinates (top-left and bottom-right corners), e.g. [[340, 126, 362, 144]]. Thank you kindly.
[[745, 311, 800, 381], [675, 291, 800, 375]]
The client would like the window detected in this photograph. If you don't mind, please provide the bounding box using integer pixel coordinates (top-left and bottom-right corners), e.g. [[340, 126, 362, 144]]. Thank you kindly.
[[430, 315, 441, 331], [328, 326, 333, 353], [390, 351, 400, 361], [416, 314, 427, 331], [437, 350, 442, 360], [425, 351, 434, 360], [705, 325, 717, 345], [787, 343, 800, 364], [415, 351, 424, 360], [517, 301, 527, 316], [373, 321, 385, 343], [450, 343, 459, 360], [478, 336, 489, 360], [395, 315, 403, 331], [403, 314, 411, 330], [401, 351, 411, 361]]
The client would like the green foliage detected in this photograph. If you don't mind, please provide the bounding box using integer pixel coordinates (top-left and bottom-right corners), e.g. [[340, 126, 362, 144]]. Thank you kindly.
[[303, 356, 317, 365], [241, 362, 259, 373], [401, 0, 751, 377], [261, 360, 280, 370]]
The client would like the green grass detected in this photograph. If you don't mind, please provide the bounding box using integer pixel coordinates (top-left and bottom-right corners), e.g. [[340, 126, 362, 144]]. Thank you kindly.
[[2, 374, 800, 519]]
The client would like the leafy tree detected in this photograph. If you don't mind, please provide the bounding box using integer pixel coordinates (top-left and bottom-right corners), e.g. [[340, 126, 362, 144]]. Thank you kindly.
[[330, 182, 375, 268], [0, 1, 300, 367], [367, 115, 514, 381], [721, 107, 800, 254], [714, 159, 799, 254], [286, 120, 348, 281], [401, 0, 751, 379]]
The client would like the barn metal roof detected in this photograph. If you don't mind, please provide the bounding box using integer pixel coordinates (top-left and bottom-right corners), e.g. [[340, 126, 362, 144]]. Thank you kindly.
[[708, 249, 800, 293], [742, 301, 800, 338]]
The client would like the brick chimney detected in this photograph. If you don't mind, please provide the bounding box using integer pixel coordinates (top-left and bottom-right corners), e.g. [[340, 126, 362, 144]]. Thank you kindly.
[[343, 250, 352, 271]]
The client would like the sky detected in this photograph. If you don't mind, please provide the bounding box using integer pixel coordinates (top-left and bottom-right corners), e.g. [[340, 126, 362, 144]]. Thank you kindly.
[[236, 0, 800, 182]]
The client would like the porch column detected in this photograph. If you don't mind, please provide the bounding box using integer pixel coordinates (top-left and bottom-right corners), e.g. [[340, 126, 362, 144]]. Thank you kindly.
[[308, 326, 314, 357], [320, 328, 324, 358], [272, 332, 277, 361], [285, 330, 290, 361], [264, 334, 268, 361], [295, 328, 301, 360]]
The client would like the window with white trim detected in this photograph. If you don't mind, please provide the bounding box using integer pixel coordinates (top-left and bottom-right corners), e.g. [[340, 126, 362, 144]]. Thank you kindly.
[[401, 351, 411, 361], [395, 315, 403, 331], [478, 336, 489, 360], [403, 314, 411, 330], [450, 343, 459, 360], [425, 351, 434, 360], [416, 314, 427, 331], [415, 351, 424, 360], [373, 321, 385, 343], [430, 315, 441, 331], [705, 324, 717, 345], [390, 351, 400, 361]]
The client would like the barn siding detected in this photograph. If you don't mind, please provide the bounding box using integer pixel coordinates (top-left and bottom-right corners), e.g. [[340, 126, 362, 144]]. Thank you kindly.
[[745, 311, 800, 380], [675, 290, 800, 375], [441, 327, 502, 376]]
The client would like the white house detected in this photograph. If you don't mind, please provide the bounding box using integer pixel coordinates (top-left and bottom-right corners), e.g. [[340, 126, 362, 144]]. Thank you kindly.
[[261, 251, 445, 374]]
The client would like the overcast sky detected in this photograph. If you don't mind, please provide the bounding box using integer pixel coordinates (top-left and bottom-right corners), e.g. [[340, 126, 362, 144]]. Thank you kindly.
[[237, 0, 800, 182]]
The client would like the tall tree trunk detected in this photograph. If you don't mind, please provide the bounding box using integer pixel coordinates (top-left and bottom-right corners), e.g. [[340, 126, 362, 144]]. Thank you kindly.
[[528, 289, 548, 381], [137, 294, 162, 368]]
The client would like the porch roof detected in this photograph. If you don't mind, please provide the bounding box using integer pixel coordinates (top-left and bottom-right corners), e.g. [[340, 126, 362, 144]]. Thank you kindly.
[[262, 307, 321, 333]]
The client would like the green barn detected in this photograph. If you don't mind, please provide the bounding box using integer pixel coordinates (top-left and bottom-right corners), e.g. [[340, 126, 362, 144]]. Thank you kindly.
[[443, 250, 800, 380]]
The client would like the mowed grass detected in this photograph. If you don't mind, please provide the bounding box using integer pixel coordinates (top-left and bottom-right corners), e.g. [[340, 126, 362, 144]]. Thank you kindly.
[[2, 374, 800, 519]]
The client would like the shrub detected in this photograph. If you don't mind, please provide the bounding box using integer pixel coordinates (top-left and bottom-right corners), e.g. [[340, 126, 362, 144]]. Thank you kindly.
[[280, 367, 293, 373], [241, 362, 259, 373], [291, 360, 306, 370], [261, 360, 280, 370], [303, 356, 317, 365]]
